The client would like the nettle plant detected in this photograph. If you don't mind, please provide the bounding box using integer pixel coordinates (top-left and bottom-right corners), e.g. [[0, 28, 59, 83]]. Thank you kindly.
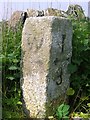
[[2, 21, 26, 118], [56, 103, 70, 120], [68, 18, 90, 116]]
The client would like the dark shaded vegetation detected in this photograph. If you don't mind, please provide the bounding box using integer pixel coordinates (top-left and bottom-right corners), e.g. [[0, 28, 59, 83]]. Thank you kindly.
[[68, 18, 90, 118], [1, 21, 26, 118]]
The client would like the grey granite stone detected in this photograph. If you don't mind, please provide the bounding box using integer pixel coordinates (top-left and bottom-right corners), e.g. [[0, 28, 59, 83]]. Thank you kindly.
[[21, 16, 72, 118]]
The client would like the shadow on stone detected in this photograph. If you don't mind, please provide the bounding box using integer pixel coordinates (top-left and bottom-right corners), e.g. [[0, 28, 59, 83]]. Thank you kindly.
[[46, 18, 72, 116]]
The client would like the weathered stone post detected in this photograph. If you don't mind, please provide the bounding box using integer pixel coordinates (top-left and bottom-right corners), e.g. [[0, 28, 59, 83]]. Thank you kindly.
[[21, 16, 72, 118]]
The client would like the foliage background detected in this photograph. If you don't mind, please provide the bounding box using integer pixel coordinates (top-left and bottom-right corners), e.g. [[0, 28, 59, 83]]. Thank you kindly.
[[68, 18, 90, 118], [2, 22, 26, 118], [1, 16, 90, 118]]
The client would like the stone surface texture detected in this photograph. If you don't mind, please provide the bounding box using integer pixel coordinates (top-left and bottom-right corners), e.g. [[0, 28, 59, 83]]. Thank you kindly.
[[44, 8, 67, 17], [21, 16, 72, 118], [27, 9, 44, 17], [8, 11, 23, 27]]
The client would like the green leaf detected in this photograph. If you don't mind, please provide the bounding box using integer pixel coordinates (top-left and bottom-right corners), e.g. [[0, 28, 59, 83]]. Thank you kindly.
[[66, 87, 75, 96], [80, 96, 89, 101], [9, 65, 18, 70], [56, 104, 70, 118], [6, 76, 15, 80], [87, 103, 90, 107], [13, 59, 19, 63], [68, 64, 77, 74], [63, 111, 69, 116], [7, 53, 14, 59], [56, 104, 64, 118], [58, 104, 64, 111], [56, 111, 62, 119], [72, 59, 82, 65], [63, 116, 69, 119], [62, 104, 70, 114], [8, 53, 14, 57], [0, 54, 5, 59], [86, 84, 89, 87], [17, 101, 22, 105], [63, 104, 70, 111]]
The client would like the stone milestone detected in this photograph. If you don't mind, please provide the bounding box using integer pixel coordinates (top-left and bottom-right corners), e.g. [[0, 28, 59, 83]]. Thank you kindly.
[[21, 16, 72, 118]]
